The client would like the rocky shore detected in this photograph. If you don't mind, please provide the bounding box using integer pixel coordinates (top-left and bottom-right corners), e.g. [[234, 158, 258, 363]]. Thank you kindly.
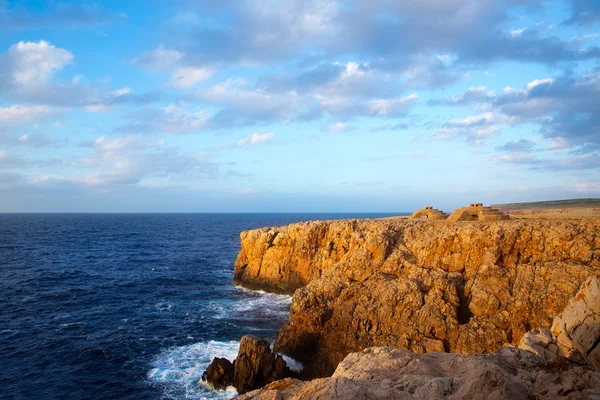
[[209, 217, 600, 397]]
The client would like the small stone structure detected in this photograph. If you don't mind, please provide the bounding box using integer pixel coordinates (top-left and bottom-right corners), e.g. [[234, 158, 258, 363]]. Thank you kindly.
[[410, 206, 449, 220], [448, 203, 509, 223]]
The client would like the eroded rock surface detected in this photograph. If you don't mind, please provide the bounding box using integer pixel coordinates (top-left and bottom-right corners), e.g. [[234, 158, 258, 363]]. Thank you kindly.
[[552, 277, 600, 370], [202, 357, 234, 390], [238, 346, 600, 400], [233, 218, 600, 377], [203, 335, 291, 395]]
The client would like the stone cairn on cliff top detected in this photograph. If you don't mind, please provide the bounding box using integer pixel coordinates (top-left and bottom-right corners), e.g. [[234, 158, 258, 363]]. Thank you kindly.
[[410, 206, 449, 220], [447, 203, 509, 223]]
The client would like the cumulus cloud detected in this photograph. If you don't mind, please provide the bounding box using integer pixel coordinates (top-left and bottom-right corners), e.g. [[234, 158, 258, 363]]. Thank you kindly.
[[433, 69, 600, 169], [0, 41, 158, 109], [0, 41, 73, 91]]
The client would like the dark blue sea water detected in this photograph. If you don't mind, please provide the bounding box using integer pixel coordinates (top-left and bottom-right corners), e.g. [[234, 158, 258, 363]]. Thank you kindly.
[[0, 213, 400, 400]]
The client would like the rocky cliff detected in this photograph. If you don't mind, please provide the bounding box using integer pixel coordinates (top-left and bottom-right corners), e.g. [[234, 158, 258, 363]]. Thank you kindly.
[[237, 277, 600, 399], [233, 218, 600, 377], [238, 346, 600, 399]]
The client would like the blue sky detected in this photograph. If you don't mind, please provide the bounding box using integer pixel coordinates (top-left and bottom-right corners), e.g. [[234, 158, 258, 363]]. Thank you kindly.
[[0, 0, 599, 212]]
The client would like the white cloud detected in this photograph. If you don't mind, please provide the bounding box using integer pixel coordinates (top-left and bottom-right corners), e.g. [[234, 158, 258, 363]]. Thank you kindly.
[[0, 105, 62, 126], [526, 78, 555, 91], [73, 135, 217, 187], [170, 67, 213, 88], [122, 103, 210, 134], [136, 47, 212, 89], [368, 94, 418, 116], [111, 87, 132, 97], [5, 41, 73, 87], [510, 28, 526, 37], [236, 133, 275, 147], [327, 122, 348, 132]]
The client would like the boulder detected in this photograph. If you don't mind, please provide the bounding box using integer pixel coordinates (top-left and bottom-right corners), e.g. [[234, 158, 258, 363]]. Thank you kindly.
[[202, 335, 291, 394], [518, 327, 560, 362], [552, 277, 600, 370], [201, 357, 234, 390]]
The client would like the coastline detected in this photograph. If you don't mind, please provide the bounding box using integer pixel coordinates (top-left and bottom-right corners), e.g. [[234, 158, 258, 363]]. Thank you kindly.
[[222, 213, 600, 397]]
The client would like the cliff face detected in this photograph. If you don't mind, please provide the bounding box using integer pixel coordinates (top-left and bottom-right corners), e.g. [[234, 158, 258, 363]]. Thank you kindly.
[[233, 218, 600, 377]]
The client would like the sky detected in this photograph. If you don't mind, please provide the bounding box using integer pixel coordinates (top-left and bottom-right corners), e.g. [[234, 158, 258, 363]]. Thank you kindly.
[[0, 0, 599, 212]]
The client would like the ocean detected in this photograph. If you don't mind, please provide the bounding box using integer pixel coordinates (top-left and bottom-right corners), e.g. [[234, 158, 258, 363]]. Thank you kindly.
[[0, 213, 399, 400]]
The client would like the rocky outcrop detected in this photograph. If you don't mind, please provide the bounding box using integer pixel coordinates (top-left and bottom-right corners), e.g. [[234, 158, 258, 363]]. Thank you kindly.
[[203, 335, 291, 395], [238, 346, 600, 399], [233, 218, 600, 377], [201, 357, 234, 390], [552, 278, 600, 369]]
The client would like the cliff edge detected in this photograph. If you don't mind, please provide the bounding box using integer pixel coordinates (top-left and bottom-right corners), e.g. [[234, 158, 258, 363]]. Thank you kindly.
[[233, 218, 600, 377]]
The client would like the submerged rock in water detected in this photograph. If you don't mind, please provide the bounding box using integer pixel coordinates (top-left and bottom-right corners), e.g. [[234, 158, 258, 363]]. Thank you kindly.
[[202, 357, 234, 390], [202, 335, 291, 395]]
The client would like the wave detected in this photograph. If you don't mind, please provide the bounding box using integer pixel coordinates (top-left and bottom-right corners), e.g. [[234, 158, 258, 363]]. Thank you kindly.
[[148, 340, 240, 400], [209, 286, 292, 321]]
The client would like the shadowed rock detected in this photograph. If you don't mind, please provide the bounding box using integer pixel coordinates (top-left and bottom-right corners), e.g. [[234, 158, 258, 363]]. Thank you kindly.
[[201, 357, 234, 390], [202, 335, 291, 395]]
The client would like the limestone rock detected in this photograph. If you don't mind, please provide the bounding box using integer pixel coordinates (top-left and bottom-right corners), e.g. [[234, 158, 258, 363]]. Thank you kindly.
[[518, 328, 560, 362], [238, 347, 600, 399], [233, 335, 291, 394], [552, 278, 600, 370], [201, 357, 234, 390], [234, 218, 600, 377]]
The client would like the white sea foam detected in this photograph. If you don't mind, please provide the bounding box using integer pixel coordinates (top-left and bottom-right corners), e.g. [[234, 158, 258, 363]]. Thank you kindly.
[[155, 301, 173, 312], [231, 287, 292, 317], [207, 287, 292, 322], [148, 340, 240, 400], [280, 355, 303, 373]]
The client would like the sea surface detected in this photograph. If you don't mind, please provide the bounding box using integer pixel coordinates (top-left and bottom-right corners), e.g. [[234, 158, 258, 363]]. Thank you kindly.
[[0, 213, 401, 400]]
